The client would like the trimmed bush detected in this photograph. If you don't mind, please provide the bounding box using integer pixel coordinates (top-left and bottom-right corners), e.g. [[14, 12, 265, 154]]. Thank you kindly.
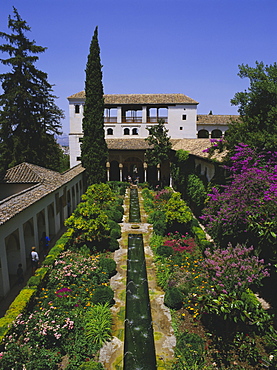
[[109, 238, 119, 252], [156, 245, 173, 257], [91, 285, 114, 306], [98, 257, 117, 277], [105, 209, 123, 223], [164, 287, 183, 309], [110, 228, 121, 240]]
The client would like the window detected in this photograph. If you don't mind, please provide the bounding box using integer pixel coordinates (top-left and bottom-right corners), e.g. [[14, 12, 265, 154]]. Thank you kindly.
[[182, 114, 187, 120], [132, 128, 138, 135], [79, 137, 83, 142], [107, 128, 113, 135], [76, 156, 81, 161], [75, 105, 80, 114], [124, 128, 130, 135], [180, 127, 183, 130]]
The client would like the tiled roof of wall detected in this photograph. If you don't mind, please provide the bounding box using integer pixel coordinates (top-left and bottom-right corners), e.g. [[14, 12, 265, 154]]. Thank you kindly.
[[106, 138, 226, 161], [68, 92, 199, 105], [106, 138, 182, 150], [197, 114, 240, 125], [172, 138, 227, 161], [0, 163, 85, 225]]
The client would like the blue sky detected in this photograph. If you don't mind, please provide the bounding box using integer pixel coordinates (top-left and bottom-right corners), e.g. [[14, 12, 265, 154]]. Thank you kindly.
[[1, 0, 276, 135]]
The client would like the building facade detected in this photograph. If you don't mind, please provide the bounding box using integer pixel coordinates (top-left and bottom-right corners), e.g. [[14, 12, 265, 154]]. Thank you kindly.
[[0, 162, 85, 297], [68, 92, 237, 183]]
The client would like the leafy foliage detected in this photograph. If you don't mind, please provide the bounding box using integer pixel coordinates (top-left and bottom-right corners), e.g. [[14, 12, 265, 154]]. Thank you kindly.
[[145, 119, 172, 166], [81, 27, 108, 185], [84, 304, 112, 348], [228, 61, 277, 153], [0, 7, 64, 172], [164, 192, 193, 228]]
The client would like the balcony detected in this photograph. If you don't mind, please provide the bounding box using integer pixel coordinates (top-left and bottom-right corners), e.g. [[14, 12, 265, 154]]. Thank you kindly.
[[104, 116, 168, 124]]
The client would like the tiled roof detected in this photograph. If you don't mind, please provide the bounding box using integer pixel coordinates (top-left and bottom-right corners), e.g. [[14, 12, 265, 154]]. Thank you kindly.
[[197, 114, 240, 125], [0, 162, 58, 183], [68, 92, 199, 105], [0, 163, 85, 225], [171, 138, 227, 161], [106, 138, 226, 161], [106, 138, 181, 150]]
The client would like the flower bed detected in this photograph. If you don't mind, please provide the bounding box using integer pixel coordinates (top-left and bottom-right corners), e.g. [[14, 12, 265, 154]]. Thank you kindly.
[[0, 182, 127, 369], [144, 187, 277, 369]]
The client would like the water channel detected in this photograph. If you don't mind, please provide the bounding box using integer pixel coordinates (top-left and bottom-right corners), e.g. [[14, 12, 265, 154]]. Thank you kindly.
[[99, 187, 176, 369]]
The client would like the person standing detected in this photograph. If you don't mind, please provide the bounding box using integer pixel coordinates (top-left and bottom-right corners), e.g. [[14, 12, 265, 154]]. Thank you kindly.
[[31, 247, 39, 274], [40, 232, 50, 257], [17, 263, 24, 285]]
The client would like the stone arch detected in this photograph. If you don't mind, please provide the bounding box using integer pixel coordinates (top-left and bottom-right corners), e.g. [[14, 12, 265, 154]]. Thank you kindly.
[[47, 203, 55, 239], [72, 186, 76, 209], [124, 128, 130, 135], [110, 160, 120, 181], [67, 190, 72, 217], [24, 219, 35, 262], [37, 211, 45, 254], [123, 157, 144, 182], [76, 182, 79, 202], [5, 230, 20, 281], [198, 129, 209, 138], [211, 129, 222, 138]]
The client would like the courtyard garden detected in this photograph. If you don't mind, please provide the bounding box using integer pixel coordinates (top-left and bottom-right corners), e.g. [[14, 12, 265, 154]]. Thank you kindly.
[[0, 143, 277, 369]]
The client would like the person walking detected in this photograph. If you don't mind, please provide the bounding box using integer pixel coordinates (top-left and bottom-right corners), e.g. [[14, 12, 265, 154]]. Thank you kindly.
[[31, 247, 39, 274]]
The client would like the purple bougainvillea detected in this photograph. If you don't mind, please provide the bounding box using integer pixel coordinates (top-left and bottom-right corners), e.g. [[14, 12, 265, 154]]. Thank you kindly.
[[201, 144, 277, 251]]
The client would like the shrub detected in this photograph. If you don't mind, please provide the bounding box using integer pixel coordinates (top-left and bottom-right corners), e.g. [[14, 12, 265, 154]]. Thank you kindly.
[[110, 227, 121, 240], [91, 286, 114, 306], [156, 245, 173, 257], [105, 209, 123, 223], [164, 192, 193, 227], [78, 361, 104, 369], [153, 219, 167, 236], [164, 287, 183, 309], [202, 243, 270, 295], [142, 187, 154, 200], [186, 174, 206, 207], [149, 210, 166, 235], [109, 238, 119, 252], [98, 257, 116, 277]]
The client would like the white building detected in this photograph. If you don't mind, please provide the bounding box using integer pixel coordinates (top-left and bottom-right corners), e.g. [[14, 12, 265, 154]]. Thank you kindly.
[[0, 162, 85, 297], [68, 93, 200, 167], [68, 92, 238, 183]]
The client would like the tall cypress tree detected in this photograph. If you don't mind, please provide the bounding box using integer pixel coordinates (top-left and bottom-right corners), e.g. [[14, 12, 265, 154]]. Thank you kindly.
[[81, 26, 108, 185], [0, 7, 64, 172]]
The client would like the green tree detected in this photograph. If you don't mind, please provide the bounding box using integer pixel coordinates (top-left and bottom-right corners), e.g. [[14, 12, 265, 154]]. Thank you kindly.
[[81, 27, 108, 185], [0, 7, 64, 172], [227, 61, 277, 153], [145, 119, 172, 166]]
